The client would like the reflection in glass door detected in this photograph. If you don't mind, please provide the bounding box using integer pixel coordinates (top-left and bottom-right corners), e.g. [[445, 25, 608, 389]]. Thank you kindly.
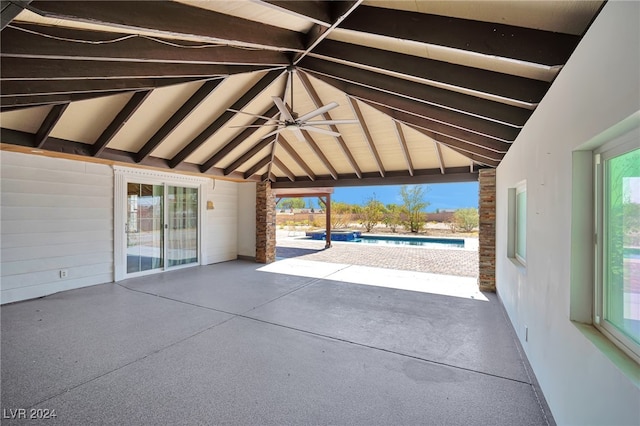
[[167, 186, 198, 267], [126, 183, 164, 273]]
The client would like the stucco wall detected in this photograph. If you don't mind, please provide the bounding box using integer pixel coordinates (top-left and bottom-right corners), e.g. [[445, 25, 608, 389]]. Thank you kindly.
[[237, 182, 257, 259], [495, 2, 640, 425]]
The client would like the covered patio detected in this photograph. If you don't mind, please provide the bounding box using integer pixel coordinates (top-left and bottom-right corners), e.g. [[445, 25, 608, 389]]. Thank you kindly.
[[1, 259, 550, 425]]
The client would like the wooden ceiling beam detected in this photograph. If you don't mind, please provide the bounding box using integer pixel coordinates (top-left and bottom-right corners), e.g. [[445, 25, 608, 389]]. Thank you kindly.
[[393, 121, 414, 177], [1, 1, 31, 30], [1, 90, 131, 109], [348, 97, 384, 178], [243, 154, 272, 179], [340, 5, 580, 66], [357, 97, 511, 153], [223, 137, 275, 176], [433, 141, 445, 175], [310, 39, 549, 104], [299, 57, 531, 127], [297, 70, 362, 178], [34, 102, 68, 147], [277, 134, 315, 181], [199, 104, 280, 173], [93, 90, 152, 157], [272, 156, 295, 182], [272, 166, 479, 188], [293, 1, 363, 65], [1, 24, 291, 66], [305, 66, 519, 143], [0, 57, 272, 80], [136, 78, 225, 163], [0, 77, 206, 97], [28, 0, 305, 52], [300, 129, 338, 180], [171, 69, 283, 169]]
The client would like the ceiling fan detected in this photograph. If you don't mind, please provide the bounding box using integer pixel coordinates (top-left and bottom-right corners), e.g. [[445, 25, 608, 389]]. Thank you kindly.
[[229, 72, 358, 142]]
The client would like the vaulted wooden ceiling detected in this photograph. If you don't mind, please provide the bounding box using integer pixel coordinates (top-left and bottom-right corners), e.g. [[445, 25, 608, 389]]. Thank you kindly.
[[0, 0, 604, 188]]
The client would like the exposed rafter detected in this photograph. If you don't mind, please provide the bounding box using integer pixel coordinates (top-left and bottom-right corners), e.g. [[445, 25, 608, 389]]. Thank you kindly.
[[244, 154, 271, 179], [393, 121, 414, 177], [34, 102, 68, 147], [277, 135, 316, 181], [272, 156, 295, 182], [299, 129, 338, 180], [348, 97, 384, 177], [433, 141, 446, 175], [224, 137, 275, 176], [1, 0, 31, 30]]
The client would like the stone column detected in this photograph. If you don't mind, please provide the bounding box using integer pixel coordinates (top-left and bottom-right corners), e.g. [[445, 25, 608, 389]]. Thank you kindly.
[[256, 181, 276, 263], [478, 169, 496, 292]]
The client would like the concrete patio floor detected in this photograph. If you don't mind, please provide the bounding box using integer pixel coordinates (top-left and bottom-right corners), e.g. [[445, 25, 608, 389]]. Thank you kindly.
[[1, 259, 553, 425]]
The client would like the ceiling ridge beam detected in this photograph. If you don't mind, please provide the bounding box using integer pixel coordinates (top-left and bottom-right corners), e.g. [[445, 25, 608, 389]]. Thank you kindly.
[[0, 77, 208, 98], [297, 70, 362, 178], [27, 0, 305, 52], [310, 39, 549, 104], [348, 97, 385, 178], [277, 134, 315, 181], [244, 154, 272, 179], [299, 57, 531, 127], [171, 69, 284, 169], [293, 1, 363, 65], [1, 24, 290, 66], [0, 57, 274, 80], [136, 78, 225, 163], [340, 5, 580, 66], [199, 104, 280, 173], [34, 102, 68, 147], [393, 121, 414, 177], [93, 90, 152, 157], [223, 137, 275, 176]]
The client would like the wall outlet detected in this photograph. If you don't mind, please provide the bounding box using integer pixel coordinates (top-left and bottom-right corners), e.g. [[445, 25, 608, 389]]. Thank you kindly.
[[59, 269, 68, 278]]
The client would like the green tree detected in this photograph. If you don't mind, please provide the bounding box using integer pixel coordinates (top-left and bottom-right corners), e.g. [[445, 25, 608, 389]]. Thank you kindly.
[[453, 208, 479, 232], [400, 185, 429, 233], [331, 201, 354, 228], [359, 194, 385, 232], [277, 197, 306, 210], [383, 203, 402, 233]]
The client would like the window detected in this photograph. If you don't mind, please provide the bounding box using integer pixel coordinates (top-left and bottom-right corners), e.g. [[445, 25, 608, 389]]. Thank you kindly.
[[595, 140, 640, 362], [507, 181, 527, 266]]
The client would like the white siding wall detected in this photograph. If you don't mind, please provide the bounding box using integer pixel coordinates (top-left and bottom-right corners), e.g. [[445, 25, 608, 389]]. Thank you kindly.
[[495, 2, 640, 425], [202, 179, 238, 264], [237, 182, 256, 259], [1, 151, 113, 304]]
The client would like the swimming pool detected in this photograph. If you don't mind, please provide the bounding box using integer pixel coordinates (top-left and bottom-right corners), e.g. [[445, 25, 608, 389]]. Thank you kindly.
[[352, 235, 465, 248]]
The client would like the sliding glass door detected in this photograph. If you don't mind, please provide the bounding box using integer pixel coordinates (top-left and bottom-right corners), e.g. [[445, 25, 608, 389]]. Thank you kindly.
[[125, 182, 199, 276]]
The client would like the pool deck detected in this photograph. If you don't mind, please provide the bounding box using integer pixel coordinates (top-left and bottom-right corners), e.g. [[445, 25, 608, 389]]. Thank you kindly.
[[276, 231, 479, 278]]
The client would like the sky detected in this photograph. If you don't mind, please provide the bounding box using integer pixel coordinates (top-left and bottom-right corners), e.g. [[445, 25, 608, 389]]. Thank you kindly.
[[303, 182, 479, 212]]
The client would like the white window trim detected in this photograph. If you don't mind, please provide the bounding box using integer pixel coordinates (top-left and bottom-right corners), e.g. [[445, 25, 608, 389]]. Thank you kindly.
[[507, 180, 527, 268], [515, 181, 527, 266], [113, 166, 210, 282], [593, 135, 640, 364]]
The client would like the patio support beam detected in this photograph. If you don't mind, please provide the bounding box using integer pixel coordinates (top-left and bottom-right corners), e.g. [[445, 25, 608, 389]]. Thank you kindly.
[[277, 135, 315, 181], [323, 194, 331, 249], [34, 102, 68, 147], [224, 137, 275, 176], [1, 1, 31, 30], [244, 154, 272, 179], [272, 156, 295, 182], [393, 120, 414, 177], [300, 130, 338, 180], [434, 141, 446, 175], [0, 90, 131, 110], [348, 97, 384, 177], [256, 181, 276, 263], [478, 169, 496, 292]]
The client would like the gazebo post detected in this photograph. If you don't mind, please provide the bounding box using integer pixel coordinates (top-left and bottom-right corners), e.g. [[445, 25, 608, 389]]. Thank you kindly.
[[324, 194, 331, 249]]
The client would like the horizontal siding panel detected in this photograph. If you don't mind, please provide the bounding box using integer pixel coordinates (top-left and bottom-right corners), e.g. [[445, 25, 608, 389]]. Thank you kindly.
[[1, 164, 113, 186], [2, 219, 112, 234], [0, 178, 112, 197], [1, 193, 112, 209], [1, 274, 113, 305], [1, 252, 113, 276], [1, 206, 112, 221], [1, 230, 110, 249], [1, 152, 112, 175], [1, 262, 112, 290], [1, 240, 111, 262]]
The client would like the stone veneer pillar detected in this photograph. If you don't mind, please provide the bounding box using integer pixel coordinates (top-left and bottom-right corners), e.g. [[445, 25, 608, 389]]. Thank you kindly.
[[255, 181, 276, 263], [478, 169, 496, 292]]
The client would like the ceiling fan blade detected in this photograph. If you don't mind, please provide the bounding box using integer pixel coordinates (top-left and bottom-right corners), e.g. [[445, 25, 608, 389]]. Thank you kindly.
[[292, 127, 306, 143], [304, 119, 359, 126], [302, 126, 341, 137], [261, 127, 284, 140], [229, 124, 280, 129], [271, 97, 294, 122], [297, 102, 339, 122], [227, 108, 277, 122]]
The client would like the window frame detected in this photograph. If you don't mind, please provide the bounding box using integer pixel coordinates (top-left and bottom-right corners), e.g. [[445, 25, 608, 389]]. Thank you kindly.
[[515, 181, 527, 265], [594, 136, 640, 364]]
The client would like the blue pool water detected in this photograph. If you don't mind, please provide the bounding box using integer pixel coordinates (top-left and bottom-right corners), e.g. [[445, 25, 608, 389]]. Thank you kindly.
[[353, 235, 465, 248]]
